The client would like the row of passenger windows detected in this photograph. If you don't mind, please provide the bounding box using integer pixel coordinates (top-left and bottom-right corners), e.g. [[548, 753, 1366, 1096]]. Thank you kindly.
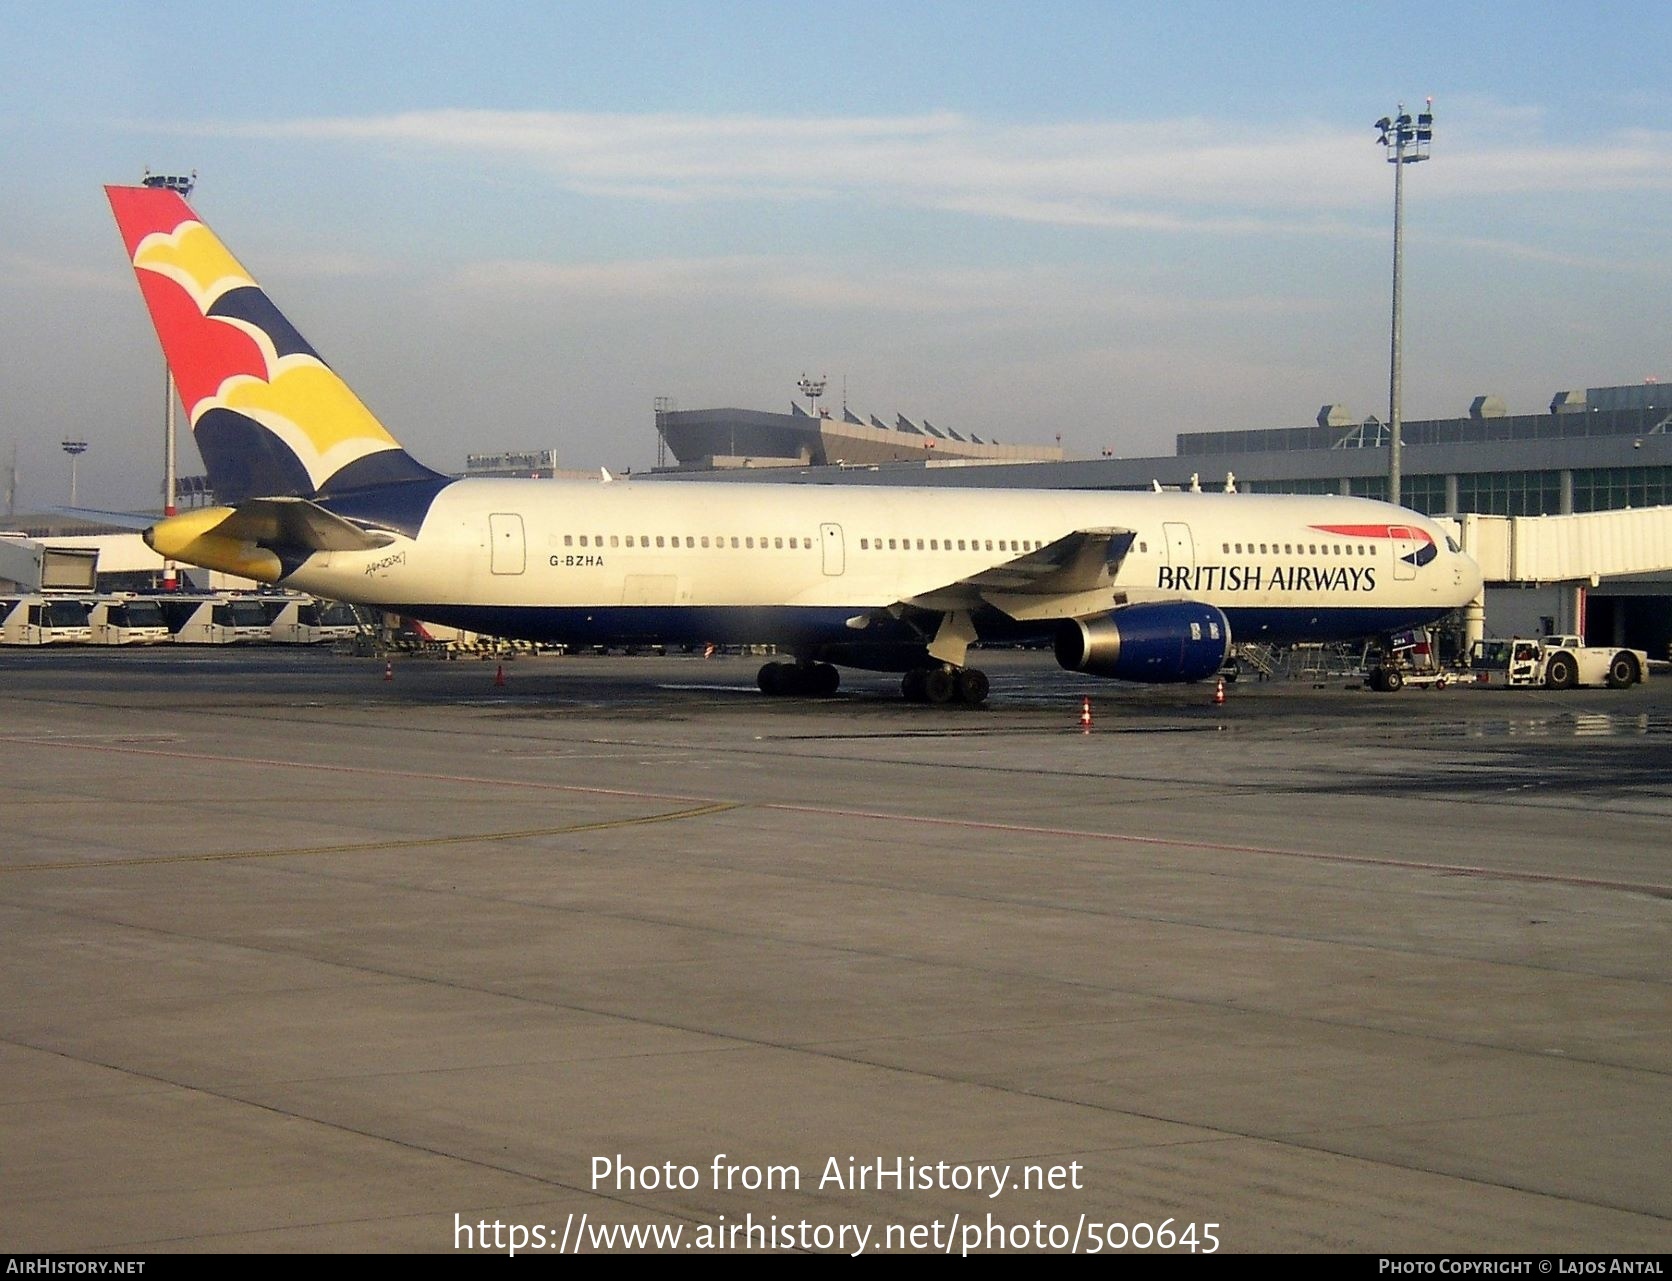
[[1223, 542, 1373, 556], [559, 533, 1056, 552], [563, 533, 815, 549], [559, 533, 1380, 557], [859, 537, 1045, 552]]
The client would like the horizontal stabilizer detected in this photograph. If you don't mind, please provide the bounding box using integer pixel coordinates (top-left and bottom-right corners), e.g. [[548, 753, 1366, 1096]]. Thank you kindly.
[[214, 497, 396, 552], [145, 497, 392, 583]]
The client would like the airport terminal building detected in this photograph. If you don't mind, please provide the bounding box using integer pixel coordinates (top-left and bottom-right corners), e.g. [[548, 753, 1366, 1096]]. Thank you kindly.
[[651, 382, 1672, 655]]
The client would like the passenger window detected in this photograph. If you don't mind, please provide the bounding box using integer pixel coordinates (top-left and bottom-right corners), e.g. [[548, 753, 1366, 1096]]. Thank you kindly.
[[564, 534, 573, 547], [745, 537, 754, 549], [579, 535, 588, 547], [610, 535, 619, 548], [774, 537, 783, 549], [701, 536, 709, 548]]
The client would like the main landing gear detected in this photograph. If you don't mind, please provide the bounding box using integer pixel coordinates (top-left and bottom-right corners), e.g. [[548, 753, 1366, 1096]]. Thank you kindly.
[[757, 660, 840, 697], [901, 664, 990, 706]]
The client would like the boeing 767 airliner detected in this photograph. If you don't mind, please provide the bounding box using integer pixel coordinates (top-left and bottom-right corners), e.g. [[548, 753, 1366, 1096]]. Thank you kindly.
[[108, 184, 1483, 704]]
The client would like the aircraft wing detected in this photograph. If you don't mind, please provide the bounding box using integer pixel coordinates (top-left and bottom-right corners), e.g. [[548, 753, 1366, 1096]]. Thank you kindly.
[[898, 526, 1137, 622], [47, 506, 157, 531]]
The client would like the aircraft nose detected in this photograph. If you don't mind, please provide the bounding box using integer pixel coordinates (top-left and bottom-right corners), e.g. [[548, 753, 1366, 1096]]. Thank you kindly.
[[1459, 548, 1484, 599]]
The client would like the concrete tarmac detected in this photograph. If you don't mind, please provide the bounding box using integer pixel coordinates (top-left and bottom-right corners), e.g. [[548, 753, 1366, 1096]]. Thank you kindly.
[[1, 647, 1668, 1254]]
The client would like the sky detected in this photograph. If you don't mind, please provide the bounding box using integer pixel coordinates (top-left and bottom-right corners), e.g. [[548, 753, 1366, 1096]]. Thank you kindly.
[[2, 1, 1668, 512]]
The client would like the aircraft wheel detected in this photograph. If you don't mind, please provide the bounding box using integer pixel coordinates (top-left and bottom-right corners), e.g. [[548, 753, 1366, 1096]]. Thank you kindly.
[[1606, 653, 1639, 689], [955, 667, 990, 706], [921, 666, 957, 705], [810, 662, 841, 696], [1367, 668, 1387, 692], [1545, 653, 1579, 690], [758, 662, 787, 695], [901, 669, 928, 702], [1381, 668, 1404, 692]]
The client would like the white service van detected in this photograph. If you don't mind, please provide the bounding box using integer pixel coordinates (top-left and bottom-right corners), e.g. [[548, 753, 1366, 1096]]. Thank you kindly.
[[158, 594, 272, 644], [0, 595, 94, 645], [88, 596, 172, 645]]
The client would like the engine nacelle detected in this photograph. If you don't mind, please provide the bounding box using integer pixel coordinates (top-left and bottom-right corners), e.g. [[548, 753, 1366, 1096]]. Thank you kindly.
[[1054, 602, 1231, 683]]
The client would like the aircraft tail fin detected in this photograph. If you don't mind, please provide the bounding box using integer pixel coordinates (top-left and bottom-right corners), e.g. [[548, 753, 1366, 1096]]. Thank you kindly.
[[106, 185, 443, 505]]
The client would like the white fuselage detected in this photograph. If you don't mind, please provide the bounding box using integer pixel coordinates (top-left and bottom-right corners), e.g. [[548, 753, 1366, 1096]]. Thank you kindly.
[[280, 480, 1481, 651]]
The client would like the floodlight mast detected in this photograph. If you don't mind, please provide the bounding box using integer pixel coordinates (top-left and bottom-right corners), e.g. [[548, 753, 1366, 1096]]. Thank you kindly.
[[142, 169, 196, 589], [797, 373, 827, 416], [61, 440, 88, 505], [1376, 101, 1433, 508]]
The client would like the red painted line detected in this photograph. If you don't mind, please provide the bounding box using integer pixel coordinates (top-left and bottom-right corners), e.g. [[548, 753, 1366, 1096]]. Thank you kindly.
[[4, 734, 1665, 896]]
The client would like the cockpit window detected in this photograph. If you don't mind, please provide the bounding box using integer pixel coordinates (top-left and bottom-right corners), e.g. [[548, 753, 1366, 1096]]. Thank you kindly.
[[1445, 536, 1461, 553]]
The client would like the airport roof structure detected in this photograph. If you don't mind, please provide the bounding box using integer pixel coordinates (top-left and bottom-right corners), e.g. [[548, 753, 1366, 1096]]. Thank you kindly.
[[655, 404, 1064, 470]]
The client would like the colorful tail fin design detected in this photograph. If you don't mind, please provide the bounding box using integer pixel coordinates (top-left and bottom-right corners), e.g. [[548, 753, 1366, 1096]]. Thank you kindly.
[[107, 185, 441, 505]]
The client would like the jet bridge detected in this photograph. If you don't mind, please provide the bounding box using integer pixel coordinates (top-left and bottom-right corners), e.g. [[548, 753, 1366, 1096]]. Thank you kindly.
[[1454, 505, 1672, 651], [0, 537, 100, 592]]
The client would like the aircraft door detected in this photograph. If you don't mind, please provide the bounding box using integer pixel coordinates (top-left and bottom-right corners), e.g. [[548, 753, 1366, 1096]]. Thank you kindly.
[[1390, 525, 1418, 581], [821, 523, 845, 576], [489, 513, 526, 575], [1163, 522, 1195, 572]]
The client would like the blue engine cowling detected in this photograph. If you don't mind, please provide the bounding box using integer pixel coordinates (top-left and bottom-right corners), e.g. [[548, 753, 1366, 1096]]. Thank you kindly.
[[1054, 602, 1231, 683]]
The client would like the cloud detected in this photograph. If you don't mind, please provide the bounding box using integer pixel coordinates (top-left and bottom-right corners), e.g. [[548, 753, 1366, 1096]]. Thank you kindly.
[[445, 254, 1329, 323], [157, 106, 1672, 260], [185, 108, 1388, 223], [3, 253, 129, 292]]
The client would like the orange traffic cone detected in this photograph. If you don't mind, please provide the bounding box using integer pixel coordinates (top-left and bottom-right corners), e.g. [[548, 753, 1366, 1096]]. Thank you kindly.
[[1079, 696, 1093, 730], [383, 661, 393, 682], [494, 664, 506, 688], [1213, 676, 1225, 706]]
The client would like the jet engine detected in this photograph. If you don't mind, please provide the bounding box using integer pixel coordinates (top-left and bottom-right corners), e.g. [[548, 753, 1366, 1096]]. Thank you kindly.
[[1054, 602, 1231, 683]]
